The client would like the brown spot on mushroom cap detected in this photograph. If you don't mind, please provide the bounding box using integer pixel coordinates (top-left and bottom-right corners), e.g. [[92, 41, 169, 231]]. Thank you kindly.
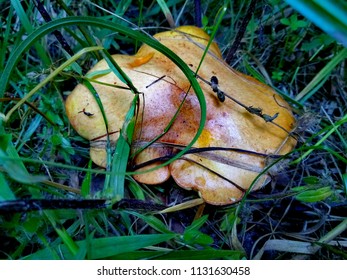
[[65, 26, 296, 205]]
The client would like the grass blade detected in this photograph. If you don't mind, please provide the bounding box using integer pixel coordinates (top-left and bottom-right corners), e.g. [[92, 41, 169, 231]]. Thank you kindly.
[[295, 48, 347, 102], [110, 249, 244, 260], [81, 159, 93, 197], [2, 46, 103, 122], [0, 172, 16, 201], [285, 0, 347, 47], [0, 132, 47, 184], [156, 0, 175, 27], [10, 0, 51, 66], [108, 95, 138, 200], [44, 211, 79, 256], [23, 233, 177, 260], [292, 113, 347, 164]]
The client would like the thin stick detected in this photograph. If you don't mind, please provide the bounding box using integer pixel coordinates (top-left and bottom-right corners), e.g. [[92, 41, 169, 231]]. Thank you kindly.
[[194, 0, 202, 27], [34, 0, 74, 56], [197, 74, 295, 137], [0, 198, 166, 213], [225, 0, 257, 64]]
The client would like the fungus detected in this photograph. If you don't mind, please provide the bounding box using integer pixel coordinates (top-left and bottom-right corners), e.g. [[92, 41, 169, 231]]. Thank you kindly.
[[65, 26, 296, 205]]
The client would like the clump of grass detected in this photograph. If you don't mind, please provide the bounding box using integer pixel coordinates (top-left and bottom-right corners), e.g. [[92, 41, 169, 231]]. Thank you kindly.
[[0, 0, 346, 260]]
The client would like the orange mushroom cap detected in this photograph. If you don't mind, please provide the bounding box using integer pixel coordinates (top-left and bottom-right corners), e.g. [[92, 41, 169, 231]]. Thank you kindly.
[[65, 26, 296, 205]]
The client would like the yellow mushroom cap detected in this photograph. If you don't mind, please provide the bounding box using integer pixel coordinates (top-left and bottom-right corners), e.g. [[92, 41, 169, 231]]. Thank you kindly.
[[65, 26, 296, 205]]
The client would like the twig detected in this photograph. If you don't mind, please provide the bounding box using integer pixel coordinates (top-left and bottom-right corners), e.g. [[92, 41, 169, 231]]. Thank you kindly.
[[225, 0, 257, 65], [0, 198, 166, 213], [198, 74, 294, 136], [197, 75, 294, 137], [34, 0, 74, 56], [194, 0, 202, 27]]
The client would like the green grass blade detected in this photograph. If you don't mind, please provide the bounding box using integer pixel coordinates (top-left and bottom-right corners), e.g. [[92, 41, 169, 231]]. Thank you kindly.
[[82, 79, 112, 192], [0, 132, 47, 184], [295, 48, 347, 102], [342, 173, 347, 196], [294, 186, 333, 203], [0, 4, 13, 69], [285, 0, 347, 47], [195, 5, 227, 75], [0, 172, 16, 201], [81, 159, 93, 197], [23, 233, 177, 260], [10, 0, 51, 66], [44, 211, 79, 256], [108, 95, 138, 200], [110, 249, 245, 260], [292, 113, 347, 164], [99, 50, 142, 199], [184, 215, 209, 232], [55, 0, 100, 60], [156, 0, 175, 27], [2, 46, 103, 122], [127, 211, 173, 234], [102, 50, 139, 93]]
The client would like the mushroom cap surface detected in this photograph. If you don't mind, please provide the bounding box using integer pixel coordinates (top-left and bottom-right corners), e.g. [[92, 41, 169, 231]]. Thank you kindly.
[[65, 26, 296, 205]]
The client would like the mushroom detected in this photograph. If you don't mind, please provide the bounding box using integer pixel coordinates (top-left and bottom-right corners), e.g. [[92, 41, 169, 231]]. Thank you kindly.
[[65, 26, 296, 205]]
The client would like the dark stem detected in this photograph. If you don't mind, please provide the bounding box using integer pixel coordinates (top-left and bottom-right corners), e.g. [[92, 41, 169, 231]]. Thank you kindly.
[[131, 145, 281, 171], [34, 0, 74, 56], [197, 74, 297, 138], [0, 199, 107, 213], [194, 0, 202, 27], [225, 0, 257, 65], [0, 198, 166, 213]]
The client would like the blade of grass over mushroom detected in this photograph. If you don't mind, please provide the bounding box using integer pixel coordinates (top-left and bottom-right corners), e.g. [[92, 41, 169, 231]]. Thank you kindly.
[[131, 7, 227, 160], [2, 46, 104, 122], [102, 50, 140, 94], [83, 80, 112, 192], [130, 90, 189, 160], [107, 95, 138, 200], [0, 16, 206, 174], [99, 50, 141, 199], [194, 5, 227, 75], [285, 0, 347, 47], [295, 48, 347, 102]]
